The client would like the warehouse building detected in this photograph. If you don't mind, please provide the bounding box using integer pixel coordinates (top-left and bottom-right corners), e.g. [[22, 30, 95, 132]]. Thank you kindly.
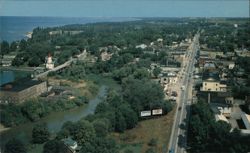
[[0, 79, 47, 103]]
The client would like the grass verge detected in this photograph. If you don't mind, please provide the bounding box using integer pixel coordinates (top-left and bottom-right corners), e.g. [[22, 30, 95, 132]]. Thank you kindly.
[[113, 107, 176, 153]]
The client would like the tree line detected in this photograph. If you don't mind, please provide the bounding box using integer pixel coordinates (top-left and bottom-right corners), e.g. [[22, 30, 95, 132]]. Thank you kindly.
[[0, 96, 88, 127], [188, 101, 250, 153]]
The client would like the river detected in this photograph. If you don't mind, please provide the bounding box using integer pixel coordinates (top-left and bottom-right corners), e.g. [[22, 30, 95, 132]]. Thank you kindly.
[[0, 85, 107, 147]]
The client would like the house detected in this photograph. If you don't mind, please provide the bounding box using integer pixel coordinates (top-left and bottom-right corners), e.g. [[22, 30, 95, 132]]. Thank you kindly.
[[200, 72, 227, 92], [157, 38, 163, 42], [204, 62, 216, 72], [136, 44, 147, 49], [100, 51, 113, 61], [1, 55, 16, 67], [62, 137, 81, 153], [198, 56, 211, 68], [215, 60, 235, 70], [215, 114, 229, 123], [200, 51, 224, 59], [171, 52, 185, 64], [228, 63, 235, 69], [235, 49, 250, 57]]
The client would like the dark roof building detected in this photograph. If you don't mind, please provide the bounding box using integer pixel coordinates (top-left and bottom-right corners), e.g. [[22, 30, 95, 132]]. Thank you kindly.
[[0, 79, 47, 103]]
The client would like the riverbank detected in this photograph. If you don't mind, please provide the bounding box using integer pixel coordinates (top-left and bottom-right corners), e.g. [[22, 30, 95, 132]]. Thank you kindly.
[[0, 85, 107, 148]]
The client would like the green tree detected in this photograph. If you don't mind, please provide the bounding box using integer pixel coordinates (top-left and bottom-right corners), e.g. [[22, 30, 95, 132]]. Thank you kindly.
[[93, 118, 110, 137], [118, 104, 138, 129], [56, 129, 70, 140], [80, 137, 118, 153], [32, 123, 50, 144], [71, 120, 96, 145], [114, 111, 127, 132], [4, 138, 27, 153], [21, 101, 45, 121], [10, 41, 18, 52], [122, 77, 164, 112], [43, 139, 68, 153], [124, 149, 134, 153], [1, 41, 10, 55], [19, 39, 27, 51], [132, 68, 150, 80], [153, 67, 162, 78], [28, 56, 41, 67]]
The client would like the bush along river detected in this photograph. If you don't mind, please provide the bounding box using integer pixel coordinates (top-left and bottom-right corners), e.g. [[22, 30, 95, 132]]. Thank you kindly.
[[0, 85, 107, 148]]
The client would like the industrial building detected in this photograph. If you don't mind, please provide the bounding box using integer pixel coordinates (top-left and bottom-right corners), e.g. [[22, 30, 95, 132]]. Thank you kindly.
[[0, 79, 47, 103]]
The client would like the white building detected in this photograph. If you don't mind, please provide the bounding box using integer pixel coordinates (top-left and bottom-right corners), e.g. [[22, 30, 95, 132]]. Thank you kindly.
[[228, 63, 235, 69], [215, 114, 229, 123], [201, 72, 227, 92], [136, 44, 147, 49], [45, 53, 54, 70]]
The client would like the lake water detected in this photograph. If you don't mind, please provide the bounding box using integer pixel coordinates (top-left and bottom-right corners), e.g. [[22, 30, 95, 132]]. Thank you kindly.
[[0, 16, 139, 42]]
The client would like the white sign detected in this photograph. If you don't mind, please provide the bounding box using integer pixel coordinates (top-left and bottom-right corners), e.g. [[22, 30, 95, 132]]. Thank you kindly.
[[152, 109, 163, 115], [140, 111, 151, 117]]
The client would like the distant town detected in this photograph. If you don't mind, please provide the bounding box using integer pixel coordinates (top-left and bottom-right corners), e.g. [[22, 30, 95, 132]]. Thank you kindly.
[[0, 18, 250, 153]]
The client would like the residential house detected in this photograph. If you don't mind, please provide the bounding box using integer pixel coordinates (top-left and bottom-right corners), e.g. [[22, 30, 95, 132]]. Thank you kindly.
[[136, 44, 147, 49], [200, 72, 227, 92], [1, 55, 16, 67], [62, 137, 81, 153]]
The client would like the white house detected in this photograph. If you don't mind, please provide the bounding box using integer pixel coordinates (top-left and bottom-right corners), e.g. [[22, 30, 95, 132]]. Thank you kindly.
[[45, 53, 54, 70], [228, 63, 235, 69], [201, 72, 227, 92], [136, 44, 147, 49]]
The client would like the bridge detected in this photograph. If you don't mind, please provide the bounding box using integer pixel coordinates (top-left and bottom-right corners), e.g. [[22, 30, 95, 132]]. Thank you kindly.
[[33, 50, 87, 79]]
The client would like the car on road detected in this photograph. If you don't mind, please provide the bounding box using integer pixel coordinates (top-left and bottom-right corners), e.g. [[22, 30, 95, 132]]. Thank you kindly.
[[178, 106, 182, 111], [169, 148, 175, 153], [181, 85, 185, 90]]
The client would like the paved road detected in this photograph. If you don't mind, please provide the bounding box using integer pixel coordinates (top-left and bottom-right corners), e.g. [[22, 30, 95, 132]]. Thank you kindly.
[[168, 33, 200, 153]]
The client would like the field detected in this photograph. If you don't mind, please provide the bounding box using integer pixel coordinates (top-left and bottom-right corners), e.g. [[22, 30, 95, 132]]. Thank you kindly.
[[48, 77, 99, 99], [113, 107, 176, 153]]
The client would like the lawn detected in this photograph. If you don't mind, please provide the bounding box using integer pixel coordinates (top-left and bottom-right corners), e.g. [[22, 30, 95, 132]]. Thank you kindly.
[[113, 107, 176, 153], [48, 77, 99, 99]]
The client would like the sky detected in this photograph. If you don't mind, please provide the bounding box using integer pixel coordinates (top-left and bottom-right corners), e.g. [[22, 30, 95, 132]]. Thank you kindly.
[[0, 0, 249, 17]]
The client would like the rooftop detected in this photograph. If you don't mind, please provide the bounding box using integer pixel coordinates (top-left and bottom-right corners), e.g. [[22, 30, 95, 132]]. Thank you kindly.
[[202, 71, 220, 82], [215, 114, 229, 123], [62, 137, 77, 147], [1, 79, 45, 92]]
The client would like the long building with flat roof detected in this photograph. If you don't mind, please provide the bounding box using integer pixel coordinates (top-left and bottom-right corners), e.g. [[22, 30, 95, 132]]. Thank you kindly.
[[0, 79, 47, 103]]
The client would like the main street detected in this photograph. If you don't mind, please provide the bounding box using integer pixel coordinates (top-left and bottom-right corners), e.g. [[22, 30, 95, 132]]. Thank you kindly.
[[168, 33, 200, 153]]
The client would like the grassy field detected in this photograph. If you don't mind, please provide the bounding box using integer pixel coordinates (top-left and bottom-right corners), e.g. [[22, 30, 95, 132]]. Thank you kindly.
[[113, 107, 176, 153], [48, 77, 99, 99]]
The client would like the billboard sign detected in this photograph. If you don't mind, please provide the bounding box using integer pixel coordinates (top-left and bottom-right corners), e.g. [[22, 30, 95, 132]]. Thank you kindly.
[[152, 109, 163, 115], [140, 111, 151, 117]]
